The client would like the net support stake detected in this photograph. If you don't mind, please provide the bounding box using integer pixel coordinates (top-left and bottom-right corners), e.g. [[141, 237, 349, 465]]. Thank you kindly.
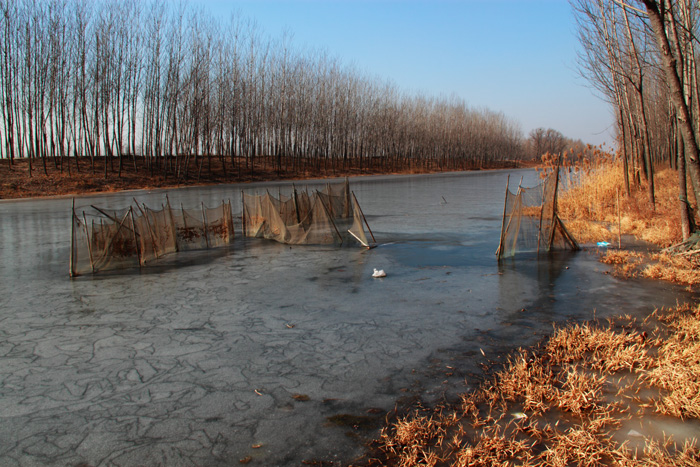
[[496, 174, 510, 258], [82, 212, 95, 273], [129, 207, 142, 268], [347, 229, 369, 248], [352, 191, 376, 244], [555, 214, 579, 250], [547, 155, 563, 250], [165, 195, 179, 252], [224, 199, 234, 243], [241, 191, 247, 237], [617, 187, 622, 248], [91, 204, 140, 239], [317, 190, 343, 244], [134, 197, 160, 260], [344, 177, 351, 218], [202, 202, 210, 249], [70, 198, 76, 277], [293, 184, 301, 224]]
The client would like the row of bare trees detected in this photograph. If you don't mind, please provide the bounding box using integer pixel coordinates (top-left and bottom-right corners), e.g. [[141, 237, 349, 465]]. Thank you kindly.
[[0, 0, 524, 180], [523, 127, 595, 160], [573, 0, 700, 239]]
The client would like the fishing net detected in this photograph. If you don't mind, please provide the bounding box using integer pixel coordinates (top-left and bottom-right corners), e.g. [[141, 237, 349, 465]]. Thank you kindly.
[[497, 170, 578, 259], [70, 199, 234, 276], [242, 180, 372, 247]]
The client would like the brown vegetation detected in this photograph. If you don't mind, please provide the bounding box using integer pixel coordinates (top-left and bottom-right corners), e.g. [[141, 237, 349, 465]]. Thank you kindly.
[[550, 153, 685, 248], [555, 153, 700, 289], [573, 0, 700, 240], [361, 306, 700, 466], [358, 156, 700, 466], [0, 155, 520, 200]]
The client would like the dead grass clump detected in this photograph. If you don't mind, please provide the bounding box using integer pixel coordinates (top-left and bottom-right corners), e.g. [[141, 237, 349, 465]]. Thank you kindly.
[[555, 365, 607, 416], [645, 304, 700, 420], [378, 410, 447, 467], [485, 349, 554, 415], [537, 425, 614, 467], [544, 322, 652, 373], [453, 429, 532, 467], [599, 250, 642, 265], [599, 249, 700, 287], [637, 436, 700, 467], [642, 253, 700, 286]]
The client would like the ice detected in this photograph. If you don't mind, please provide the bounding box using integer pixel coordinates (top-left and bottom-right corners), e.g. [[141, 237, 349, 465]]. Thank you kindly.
[[0, 170, 694, 466]]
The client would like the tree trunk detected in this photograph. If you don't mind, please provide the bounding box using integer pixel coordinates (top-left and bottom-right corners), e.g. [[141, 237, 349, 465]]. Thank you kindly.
[[642, 0, 700, 209], [677, 129, 692, 239]]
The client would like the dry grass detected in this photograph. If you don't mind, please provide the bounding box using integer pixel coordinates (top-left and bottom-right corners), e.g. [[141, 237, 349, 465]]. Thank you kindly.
[[555, 153, 700, 288], [544, 322, 652, 373], [556, 156, 684, 248], [645, 304, 700, 420], [599, 249, 700, 287], [363, 304, 700, 466], [643, 253, 700, 286], [361, 154, 700, 466]]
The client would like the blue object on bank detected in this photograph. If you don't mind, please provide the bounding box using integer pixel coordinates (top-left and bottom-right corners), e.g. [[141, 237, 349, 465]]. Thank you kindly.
[[597, 241, 611, 247]]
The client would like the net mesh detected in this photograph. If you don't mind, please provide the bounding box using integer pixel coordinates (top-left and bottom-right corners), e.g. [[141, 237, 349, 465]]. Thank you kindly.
[[242, 180, 371, 247], [70, 199, 234, 276], [497, 171, 578, 258]]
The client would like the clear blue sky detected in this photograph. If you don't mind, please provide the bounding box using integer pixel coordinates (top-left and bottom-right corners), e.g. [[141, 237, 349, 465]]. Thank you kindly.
[[193, 0, 615, 147]]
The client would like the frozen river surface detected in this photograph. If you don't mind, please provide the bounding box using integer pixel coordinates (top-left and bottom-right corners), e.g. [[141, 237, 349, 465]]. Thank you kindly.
[[0, 170, 693, 466]]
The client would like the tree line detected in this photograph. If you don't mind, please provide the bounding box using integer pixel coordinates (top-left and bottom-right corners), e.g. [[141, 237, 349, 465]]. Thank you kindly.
[[572, 0, 700, 239], [0, 0, 525, 180]]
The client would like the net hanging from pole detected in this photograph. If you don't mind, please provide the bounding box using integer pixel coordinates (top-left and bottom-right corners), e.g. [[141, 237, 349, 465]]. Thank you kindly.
[[70, 198, 234, 276], [242, 179, 373, 247], [496, 169, 579, 259]]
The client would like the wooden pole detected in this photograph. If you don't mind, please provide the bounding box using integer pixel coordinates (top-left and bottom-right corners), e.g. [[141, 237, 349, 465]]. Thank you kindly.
[[344, 177, 351, 218], [500, 186, 523, 258], [555, 215, 579, 251], [165, 194, 179, 252], [202, 202, 210, 248], [293, 183, 301, 224], [352, 191, 376, 244], [496, 174, 510, 258], [617, 187, 622, 249], [90, 204, 141, 239], [317, 190, 343, 244], [70, 198, 76, 277], [241, 191, 246, 237], [129, 207, 142, 267], [181, 203, 189, 248], [229, 199, 234, 241], [547, 155, 563, 250], [347, 229, 369, 248], [223, 199, 233, 243], [83, 212, 95, 273], [133, 198, 159, 260]]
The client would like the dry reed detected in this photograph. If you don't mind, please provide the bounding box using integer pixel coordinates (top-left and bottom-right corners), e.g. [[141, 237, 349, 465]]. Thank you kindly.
[[645, 304, 700, 420], [642, 253, 700, 286], [599, 249, 700, 287], [362, 154, 699, 466], [366, 303, 699, 466], [556, 155, 684, 248]]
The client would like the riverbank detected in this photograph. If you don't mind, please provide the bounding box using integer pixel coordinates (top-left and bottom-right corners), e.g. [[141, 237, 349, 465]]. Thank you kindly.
[[355, 161, 700, 466], [0, 156, 528, 200], [361, 300, 700, 466]]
